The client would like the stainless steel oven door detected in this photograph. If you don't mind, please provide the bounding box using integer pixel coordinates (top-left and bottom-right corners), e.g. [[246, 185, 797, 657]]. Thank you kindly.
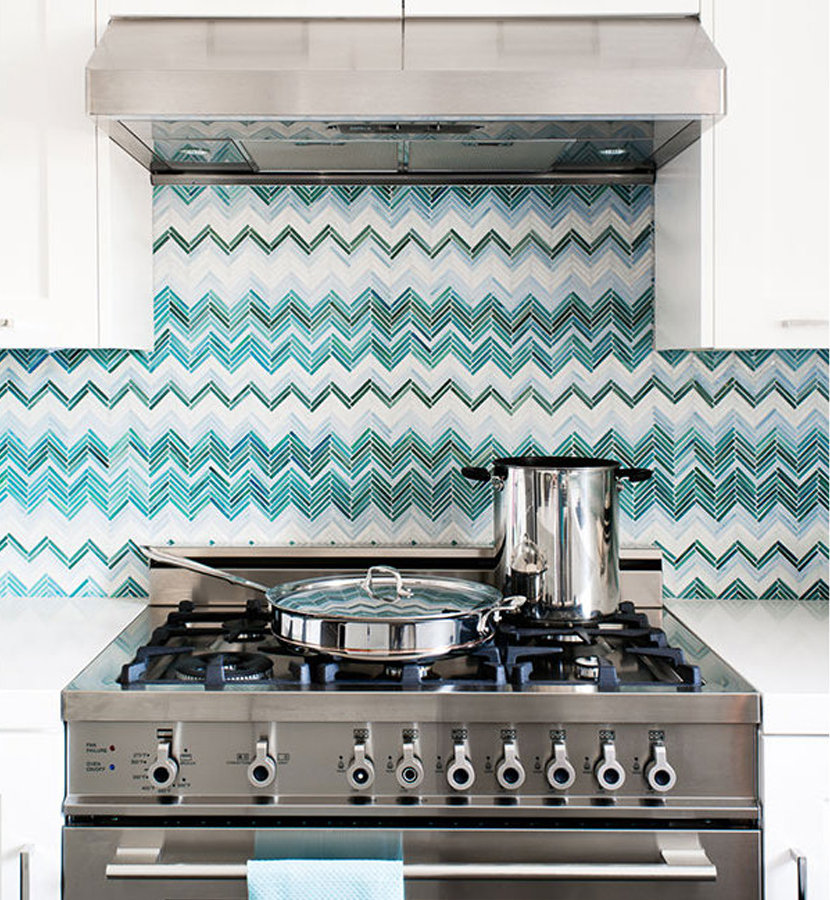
[[64, 825, 760, 900]]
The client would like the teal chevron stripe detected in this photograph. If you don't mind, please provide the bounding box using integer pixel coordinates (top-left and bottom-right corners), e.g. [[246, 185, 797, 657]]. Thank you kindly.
[[3, 429, 823, 520]]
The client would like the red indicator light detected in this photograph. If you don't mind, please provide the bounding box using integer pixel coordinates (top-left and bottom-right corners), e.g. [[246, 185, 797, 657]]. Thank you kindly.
[[109, 745, 116, 751]]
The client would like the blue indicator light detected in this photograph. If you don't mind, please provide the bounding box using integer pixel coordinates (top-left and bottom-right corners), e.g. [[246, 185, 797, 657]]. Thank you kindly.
[[109, 764, 115, 771]]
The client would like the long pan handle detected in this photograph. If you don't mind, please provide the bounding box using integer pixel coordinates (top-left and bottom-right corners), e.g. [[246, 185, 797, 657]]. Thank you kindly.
[[142, 546, 271, 595]]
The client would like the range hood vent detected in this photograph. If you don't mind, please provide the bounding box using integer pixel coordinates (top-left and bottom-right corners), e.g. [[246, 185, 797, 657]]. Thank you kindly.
[[87, 16, 725, 185]]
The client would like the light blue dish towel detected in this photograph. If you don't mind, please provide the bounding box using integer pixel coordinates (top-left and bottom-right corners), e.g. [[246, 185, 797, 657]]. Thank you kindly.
[[247, 859, 404, 900]]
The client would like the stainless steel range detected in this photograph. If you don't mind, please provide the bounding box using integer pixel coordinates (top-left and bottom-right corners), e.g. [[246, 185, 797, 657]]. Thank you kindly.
[[62, 545, 760, 899]]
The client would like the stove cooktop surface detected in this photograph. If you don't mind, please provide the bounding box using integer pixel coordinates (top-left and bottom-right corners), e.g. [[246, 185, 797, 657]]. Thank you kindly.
[[67, 598, 755, 695]]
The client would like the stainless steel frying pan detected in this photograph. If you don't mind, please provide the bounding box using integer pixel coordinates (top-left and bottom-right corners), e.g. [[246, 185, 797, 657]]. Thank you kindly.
[[144, 548, 525, 662]]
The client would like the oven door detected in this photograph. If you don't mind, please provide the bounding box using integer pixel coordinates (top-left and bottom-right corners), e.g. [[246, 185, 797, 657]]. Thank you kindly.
[[64, 824, 760, 900]]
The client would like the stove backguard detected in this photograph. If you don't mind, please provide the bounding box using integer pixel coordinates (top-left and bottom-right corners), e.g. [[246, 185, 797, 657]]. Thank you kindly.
[[146, 545, 664, 623]]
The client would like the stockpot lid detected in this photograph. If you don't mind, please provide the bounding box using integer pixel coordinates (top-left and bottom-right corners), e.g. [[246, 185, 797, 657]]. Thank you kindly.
[[266, 566, 503, 622]]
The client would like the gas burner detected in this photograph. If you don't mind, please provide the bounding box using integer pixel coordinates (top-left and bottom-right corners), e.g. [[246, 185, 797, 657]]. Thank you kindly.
[[173, 652, 274, 684], [495, 602, 702, 691], [574, 655, 600, 681]]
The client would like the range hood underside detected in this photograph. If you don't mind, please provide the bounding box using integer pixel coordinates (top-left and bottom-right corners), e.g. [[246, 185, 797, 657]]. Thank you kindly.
[[88, 17, 725, 185], [104, 117, 707, 186]]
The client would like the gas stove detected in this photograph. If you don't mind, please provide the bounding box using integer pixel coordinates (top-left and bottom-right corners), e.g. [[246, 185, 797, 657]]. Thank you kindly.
[[62, 545, 761, 900]]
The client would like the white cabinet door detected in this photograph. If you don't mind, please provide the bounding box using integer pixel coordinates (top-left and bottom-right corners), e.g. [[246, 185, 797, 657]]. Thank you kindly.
[[405, 1, 698, 14], [711, 0, 828, 348], [762, 735, 830, 900], [106, 1, 401, 15], [0, 728, 64, 900], [655, 0, 829, 349], [105, 0, 699, 16], [0, 1, 98, 348], [0, 1, 153, 350]]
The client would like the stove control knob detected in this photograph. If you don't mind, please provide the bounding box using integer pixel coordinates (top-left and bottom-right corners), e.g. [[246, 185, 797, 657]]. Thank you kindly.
[[546, 741, 576, 790], [346, 742, 375, 791], [595, 741, 626, 791], [495, 740, 526, 790], [446, 741, 476, 791], [645, 742, 677, 793], [149, 741, 178, 788], [395, 741, 424, 790], [247, 739, 277, 789]]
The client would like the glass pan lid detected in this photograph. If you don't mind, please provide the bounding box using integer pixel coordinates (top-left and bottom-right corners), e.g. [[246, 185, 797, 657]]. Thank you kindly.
[[267, 567, 502, 621]]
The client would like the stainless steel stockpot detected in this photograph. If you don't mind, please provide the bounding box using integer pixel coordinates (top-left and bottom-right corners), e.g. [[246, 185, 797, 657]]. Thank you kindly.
[[143, 549, 524, 662], [462, 456, 652, 622]]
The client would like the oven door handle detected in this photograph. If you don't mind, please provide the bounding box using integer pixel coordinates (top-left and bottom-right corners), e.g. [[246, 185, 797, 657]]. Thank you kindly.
[[106, 849, 717, 882]]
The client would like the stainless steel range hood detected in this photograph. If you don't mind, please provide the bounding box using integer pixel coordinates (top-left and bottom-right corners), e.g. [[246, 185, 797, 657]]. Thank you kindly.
[[87, 16, 725, 185]]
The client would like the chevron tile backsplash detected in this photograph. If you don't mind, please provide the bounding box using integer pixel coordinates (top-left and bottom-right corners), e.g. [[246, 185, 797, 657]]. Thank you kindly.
[[0, 184, 827, 598]]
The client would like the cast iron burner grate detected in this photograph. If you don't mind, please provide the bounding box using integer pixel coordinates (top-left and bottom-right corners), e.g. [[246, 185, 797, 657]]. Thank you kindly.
[[116, 599, 700, 691], [280, 645, 508, 688], [496, 602, 702, 690], [142, 599, 272, 644]]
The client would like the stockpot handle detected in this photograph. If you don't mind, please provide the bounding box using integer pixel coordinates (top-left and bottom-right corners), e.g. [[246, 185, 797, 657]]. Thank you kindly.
[[461, 466, 505, 491], [461, 466, 493, 483], [616, 467, 653, 482], [477, 594, 526, 634]]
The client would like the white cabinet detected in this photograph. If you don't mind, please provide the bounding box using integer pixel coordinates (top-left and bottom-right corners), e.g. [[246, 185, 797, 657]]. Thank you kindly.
[[405, 1, 698, 14], [0, 599, 143, 900], [0, 1, 152, 350], [655, 0, 829, 349], [762, 735, 830, 900], [105, 0, 697, 14], [105, 1, 401, 15], [0, 719, 63, 900]]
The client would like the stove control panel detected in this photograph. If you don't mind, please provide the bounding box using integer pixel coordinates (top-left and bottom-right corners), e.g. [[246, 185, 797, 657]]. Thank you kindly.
[[67, 719, 757, 807]]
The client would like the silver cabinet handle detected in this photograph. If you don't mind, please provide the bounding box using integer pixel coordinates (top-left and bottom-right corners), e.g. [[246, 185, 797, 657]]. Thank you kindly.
[[780, 319, 829, 328], [19, 845, 33, 900], [106, 849, 716, 882], [790, 848, 807, 900]]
